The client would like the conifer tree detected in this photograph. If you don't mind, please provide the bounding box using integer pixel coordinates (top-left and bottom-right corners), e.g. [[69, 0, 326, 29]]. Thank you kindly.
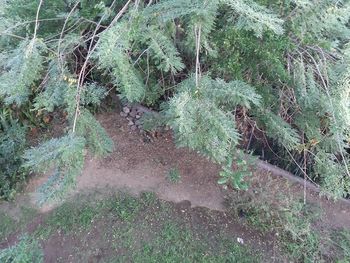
[[0, 0, 349, 201]]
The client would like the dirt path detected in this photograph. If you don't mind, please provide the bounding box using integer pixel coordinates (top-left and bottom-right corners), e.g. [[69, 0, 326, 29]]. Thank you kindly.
[[28, 112, 225, 212], [24, 112, 350, 231], [1, 111, 350, 262]]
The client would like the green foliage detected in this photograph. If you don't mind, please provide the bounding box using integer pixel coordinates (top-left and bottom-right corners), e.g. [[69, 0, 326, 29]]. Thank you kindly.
[[211, 26, 291, 82], [44, 201, 98, 234], [225, 186, 324, 262], [0, 0, 349, 200], [221, 0, 284, 37], [96, 20, 146, 102], [129, 222, 259, 263], [314, 151, 350, 198], [76, 110, 114, 156], [140, 26, 185, 73], [0, 211, 15, 240], [166, 75, 258, 163], [331, 229, 350, 262], [165, 75, 260, 187], [30, 191, 261, 262], [209, 0, 350, 197], [0, 206, 37, 241], [256, 110, 301, 151], [218, 156, 253, 190], [108, 193, 142, 221], [33, 63, 69, 112], [166, 167, 181, 183], [0, 117, 27, 200], [0, 235, 43, 263], [23, 134, 86, 204], [0, 39, 45, 105]]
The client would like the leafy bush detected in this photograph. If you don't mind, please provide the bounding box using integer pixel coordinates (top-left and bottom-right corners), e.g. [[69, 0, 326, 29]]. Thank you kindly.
[[0, 117, 27, 200], [0, 236, 43, 263], [0, 0, 349, 201]]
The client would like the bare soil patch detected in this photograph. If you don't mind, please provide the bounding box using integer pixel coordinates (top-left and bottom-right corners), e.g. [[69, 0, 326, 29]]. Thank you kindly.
[[1, 110, 350, 262], [27, 111, 350, 229]]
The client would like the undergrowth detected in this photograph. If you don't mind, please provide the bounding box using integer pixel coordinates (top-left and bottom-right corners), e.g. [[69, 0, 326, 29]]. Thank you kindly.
[[166, 167, 181, 183], [2, 190, 349, 262], [0, 235, 43, 263], [0, 118, 27, 200], [225, 179, 350, 262], [4, 191, 261, 262]]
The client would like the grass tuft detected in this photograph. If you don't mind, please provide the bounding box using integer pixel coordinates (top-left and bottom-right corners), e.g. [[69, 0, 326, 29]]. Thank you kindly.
[[166, 168, 181, 183], [0, 235, 43, 263]]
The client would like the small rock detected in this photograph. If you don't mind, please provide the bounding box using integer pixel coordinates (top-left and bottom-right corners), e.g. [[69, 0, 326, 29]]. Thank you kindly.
[[130, 109, 137, 118], [135, 114, 141, 119], [123, 106, 130, 114], [130, 125, 137, 131], [135, 120, 141, 126], [128, 120, 134, 126], [126, 117, 133, 121], [120, 112, 127, 117]]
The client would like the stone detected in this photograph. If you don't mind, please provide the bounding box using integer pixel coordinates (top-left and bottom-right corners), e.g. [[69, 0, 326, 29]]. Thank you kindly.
[[130, 125, 137, 131], [128, 120, 134, 126], [129, 108, 137, 118], [135, 120, 141, 126], [135, 114, 141, 119], [120, 112, 127, 117], [123, 106, 130, 114]]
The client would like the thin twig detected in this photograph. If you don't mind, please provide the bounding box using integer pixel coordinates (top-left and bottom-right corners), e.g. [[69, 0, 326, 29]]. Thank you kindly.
[[29, 0, 44, 52], [72, 0, 132, 132], [195, 24, 202, 89], [57, 1, 80, 69], [33, 0, 44, 40]]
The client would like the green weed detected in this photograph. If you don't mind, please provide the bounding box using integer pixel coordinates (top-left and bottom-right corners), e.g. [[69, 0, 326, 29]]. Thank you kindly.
[[225, 185, 327, 262], [0, 206, 38, 241], [8, 191, 261, 262], [140, 191, 157, 206], [107, 193, 141, 221], [111, 221, 259, 263], [40, 201, 98, 235], [0, 235, 43, 263], [330, 229, 350, 262], [0, 212, 15, 240], [167, 168, 181, 183]]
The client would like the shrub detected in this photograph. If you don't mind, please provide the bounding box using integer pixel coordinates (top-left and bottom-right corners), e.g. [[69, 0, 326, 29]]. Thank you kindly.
[[0, 117, 27, 200], [0, 236, 43, 263]]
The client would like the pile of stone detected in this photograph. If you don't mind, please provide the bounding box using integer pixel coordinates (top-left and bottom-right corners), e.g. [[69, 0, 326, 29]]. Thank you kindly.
[[119, 104, 151, 132]]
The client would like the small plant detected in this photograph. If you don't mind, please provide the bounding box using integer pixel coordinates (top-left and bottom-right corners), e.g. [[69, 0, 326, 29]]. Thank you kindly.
[[224, 182, 326, 262], [0, 117, 27, 200], [0, 212, 15, 240], [218, 153, 255, 190], [330, 229, 350, 262], [140, 191, 157, 206], [109, 193, 141, 221], [0, 235, 43, 263], [166, 168, 181, 183], [43, 201, 97, 234]]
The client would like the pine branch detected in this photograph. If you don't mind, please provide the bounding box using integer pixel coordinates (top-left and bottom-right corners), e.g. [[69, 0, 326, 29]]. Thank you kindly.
[[23, 134, 86, 204], [221, 0, 284, 37], [0, 39, 45, 105]]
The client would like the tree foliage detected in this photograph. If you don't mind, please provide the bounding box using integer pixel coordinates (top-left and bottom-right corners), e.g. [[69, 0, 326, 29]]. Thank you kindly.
[[0, 0, 349, 201]]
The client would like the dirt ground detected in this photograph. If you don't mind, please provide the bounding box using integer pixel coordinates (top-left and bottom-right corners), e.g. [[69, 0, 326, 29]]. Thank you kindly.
[[26, 111, 350, 229], [1, 110, 350, 262]]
